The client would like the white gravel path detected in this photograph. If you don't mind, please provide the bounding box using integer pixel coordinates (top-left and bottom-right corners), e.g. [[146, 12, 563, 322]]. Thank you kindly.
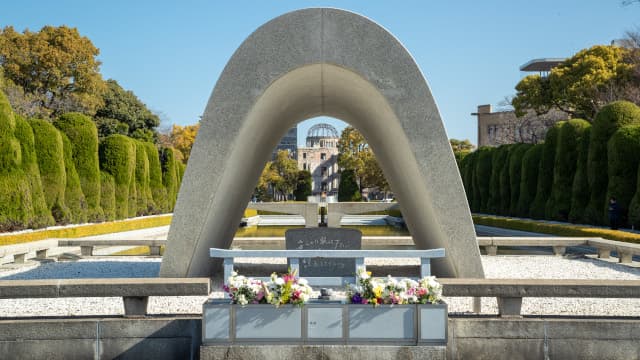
[[0, 255, 638, 317]]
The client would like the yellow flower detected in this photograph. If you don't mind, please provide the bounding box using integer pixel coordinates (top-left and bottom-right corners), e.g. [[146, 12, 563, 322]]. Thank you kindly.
[[373, 286, 383, 298]]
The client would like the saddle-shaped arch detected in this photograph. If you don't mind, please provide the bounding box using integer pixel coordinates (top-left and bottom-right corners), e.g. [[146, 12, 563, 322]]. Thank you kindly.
[[160, 8, 484, 279]]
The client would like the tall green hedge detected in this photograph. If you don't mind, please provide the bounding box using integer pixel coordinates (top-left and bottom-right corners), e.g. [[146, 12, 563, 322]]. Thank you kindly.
[[100, 134, 135, 219], [14, 115, 54, 228], [474, 147, 494, 212], [55, 113, 104, 222], [569, 126, 592, 224], [628, 164, 640, 228], [29, 119, 71, 224], [498, 145, 514, 215], [605, 125, 640, 227], [465, 151, 479, 212], [459, 152, 475, 209], [508, 144, 532, 216], [61, 134, 88, 224], [517, 144, 544, 218], [142, 141, 163, 214], [134, 140, 150, 216], [100, 171, 116, 221], [585, 101, 640, 224], [161, 147, 178, 211], [0, 92, 33, 231], [487, 146, 508, 214], [530, 122, 564, 219], [546, 119, 590, 221]]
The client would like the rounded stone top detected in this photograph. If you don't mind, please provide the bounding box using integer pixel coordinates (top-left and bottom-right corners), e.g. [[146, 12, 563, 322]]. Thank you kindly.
[[307, 123, 339, 139]]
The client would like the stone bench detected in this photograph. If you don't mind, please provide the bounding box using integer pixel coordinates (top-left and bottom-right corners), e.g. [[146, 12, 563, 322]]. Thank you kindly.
[[57, 239, 167, 256], [0, 277, 210, 316], [440, 278, 640, 316], [587, 238, 640, 263], [210, 248, 445, 288], [0, 240, 58, 264], [477, 237, 593, 256]]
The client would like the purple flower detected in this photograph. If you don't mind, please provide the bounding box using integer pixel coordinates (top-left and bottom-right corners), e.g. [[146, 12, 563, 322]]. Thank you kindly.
[[351, 293, 363, 304]]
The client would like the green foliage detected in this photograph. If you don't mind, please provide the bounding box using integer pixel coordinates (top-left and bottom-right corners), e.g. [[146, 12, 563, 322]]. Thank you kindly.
[[517, 144, 544, 217], [508, 144, 532, 216], [450, 139, 475, 163], [99, 134, 135, 219], [100, 171, 116, 221], [29, 118, 71, 224], [498, 145, 514, 215], [530, 122, 564, 219], [606, 126, 640, 227], [0, 91, 33, 231], [133, 141, 151, 216], [143, 142, 164, 213], [293, 170, 312, 201], [338, 169, 361, 201], [547, 119, 590, 221], [337, 126, 387, 190], [270, 150, 299, 200], [585, 101, 640, 224], [487, 145, 508, 214], [569, 127, 592, 223], [55, 112, 103, 222], [13, 115, 54, 228], [161, 147, 178, 211], [464, 151, 480, 212], [512, 45, 634, 120], [95, 79, 159, 142], [61, 134, 88, 223], [474, 147, 494, 212], [0, 25, 106, 118]]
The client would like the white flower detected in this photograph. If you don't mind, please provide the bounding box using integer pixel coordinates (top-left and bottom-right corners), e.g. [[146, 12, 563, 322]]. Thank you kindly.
[[275, 278, 285, 285], [297, 278, 308, 286]]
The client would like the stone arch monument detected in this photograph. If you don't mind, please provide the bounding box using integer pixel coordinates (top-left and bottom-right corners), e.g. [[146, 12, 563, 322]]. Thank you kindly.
[[160, 8, 484, 279]]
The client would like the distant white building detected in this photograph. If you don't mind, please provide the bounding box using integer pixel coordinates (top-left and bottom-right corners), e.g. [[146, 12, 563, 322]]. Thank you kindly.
[[297, 124, 340, 195]]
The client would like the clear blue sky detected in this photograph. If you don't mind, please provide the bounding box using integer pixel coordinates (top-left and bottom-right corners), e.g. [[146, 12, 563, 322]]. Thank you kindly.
[[2, 1, 638, 146]]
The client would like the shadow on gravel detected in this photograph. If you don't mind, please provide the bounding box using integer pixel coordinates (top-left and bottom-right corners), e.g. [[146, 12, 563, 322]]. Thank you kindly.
[[0, 260, 161, 280]]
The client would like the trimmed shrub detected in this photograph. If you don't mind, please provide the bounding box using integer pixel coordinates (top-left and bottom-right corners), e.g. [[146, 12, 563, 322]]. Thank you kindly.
[[628, 163, 640, 228], [29, 119, 71, 224], [517, 144, 544, 217], [133, 141, 150, 216], [14, 115, 54, 228], [464, 151, 479, 212], [100, 134, 136, 219], [498, 145, 514, 215], [474, 147, 493, 212], [487, 145, 508, 214], [605, 125, 640, 227], [585, 101, 640, 224], [530, 122, 564, 219], [61, 134, 88, 224], [55, 113, 104, 222], [459, 152, 475, 209], [0, 92, 33, 231], [569, 126, 592, 224], [546, 119, 590, 221], [143, 142, 164, 213], [161, 147, 178, 211], [338, 169, 361, 201], [508, 144, 532, 216], [100, 171, 116, 221]]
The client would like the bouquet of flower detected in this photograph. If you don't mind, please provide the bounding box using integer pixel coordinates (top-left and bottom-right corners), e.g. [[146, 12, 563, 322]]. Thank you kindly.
[[223, 271, 268, 305], [223, 269, 313, 307], [347, 269, 443, 307], [264, 269, 313, 307]]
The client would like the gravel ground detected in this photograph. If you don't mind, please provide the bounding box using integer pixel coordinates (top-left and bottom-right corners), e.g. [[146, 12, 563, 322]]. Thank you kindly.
[[0, 255, 638, 317]]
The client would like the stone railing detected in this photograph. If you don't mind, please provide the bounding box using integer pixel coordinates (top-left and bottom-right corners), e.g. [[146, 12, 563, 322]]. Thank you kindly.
[[0, 277, 210, 316], [57, 239, 167, 256], [440, 278, 640, 316]]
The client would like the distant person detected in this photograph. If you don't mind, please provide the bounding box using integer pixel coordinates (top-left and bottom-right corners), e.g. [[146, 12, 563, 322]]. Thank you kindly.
[[608, 197, 619, 230]]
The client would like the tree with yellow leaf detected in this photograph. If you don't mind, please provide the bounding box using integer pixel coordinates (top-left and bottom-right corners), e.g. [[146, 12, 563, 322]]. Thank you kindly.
[[169, 123, 200, 164]]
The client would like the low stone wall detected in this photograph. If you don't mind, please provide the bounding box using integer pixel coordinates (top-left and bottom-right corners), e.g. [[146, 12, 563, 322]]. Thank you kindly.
[[0, 315, 638, 359]]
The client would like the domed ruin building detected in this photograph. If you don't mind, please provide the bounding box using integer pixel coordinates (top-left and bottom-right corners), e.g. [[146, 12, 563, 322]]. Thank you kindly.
[[297, 123, 340, 195]]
